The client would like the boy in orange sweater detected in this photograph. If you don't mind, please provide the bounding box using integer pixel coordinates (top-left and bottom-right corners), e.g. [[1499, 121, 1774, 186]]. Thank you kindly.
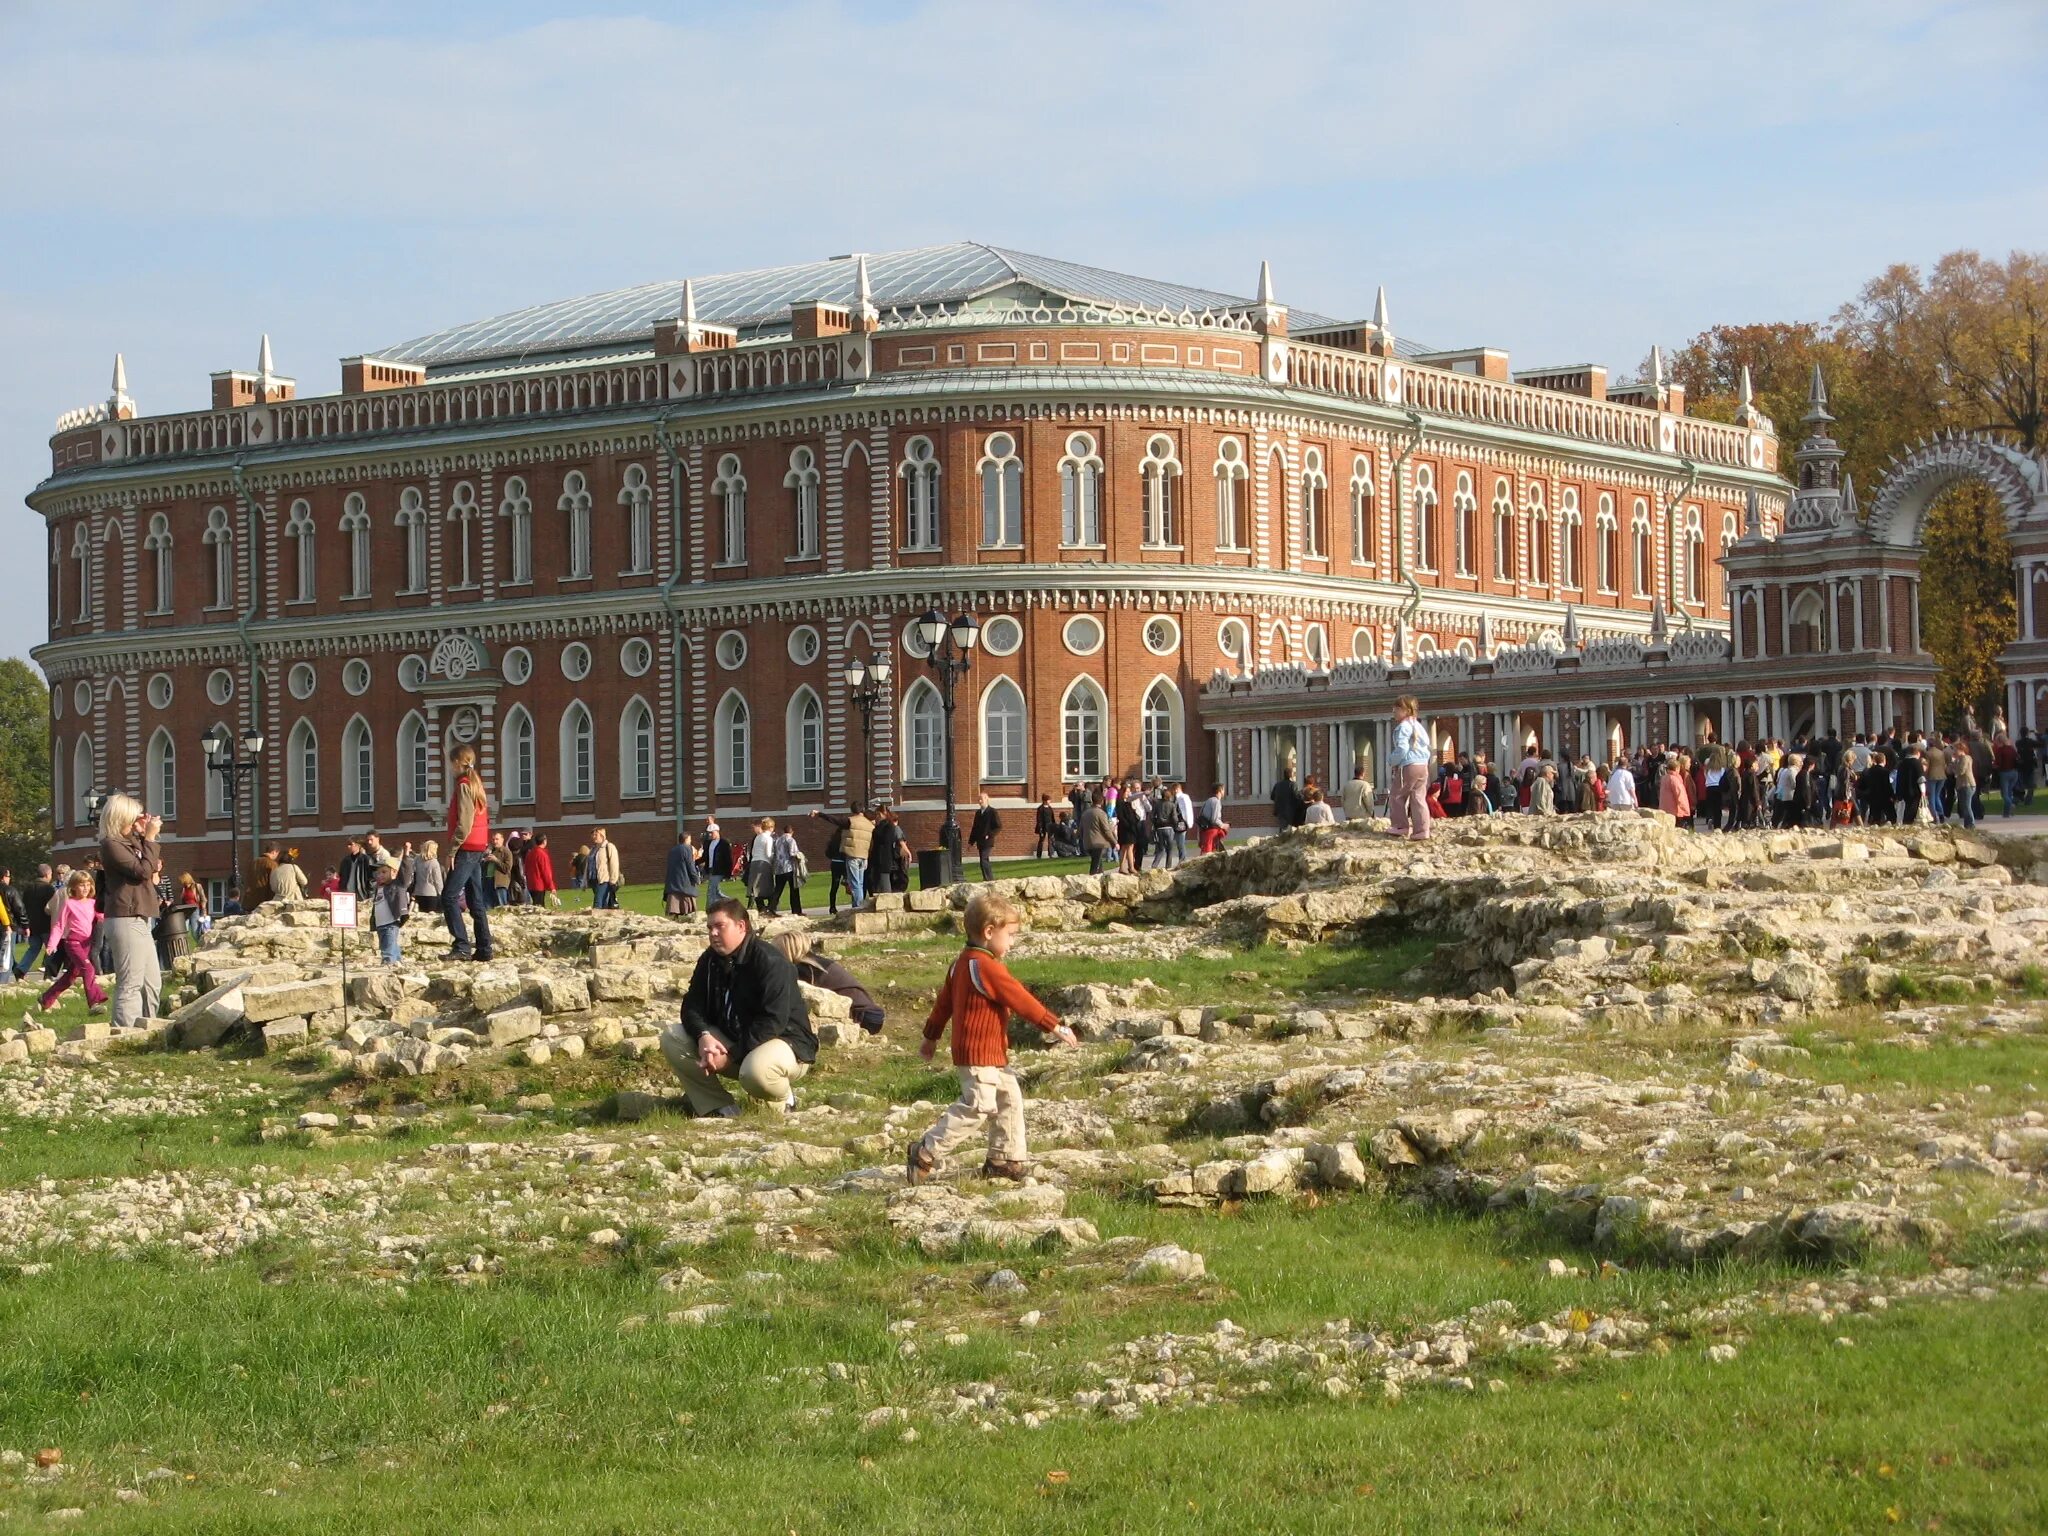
[[908, 892, 1077, 1184]]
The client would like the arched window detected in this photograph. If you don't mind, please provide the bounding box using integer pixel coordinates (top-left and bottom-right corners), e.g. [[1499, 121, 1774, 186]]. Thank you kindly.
[[1718, 512, 1738, 609], [1141, 435, 1182, 547], [284, 500, 315, 602], [1215, 438, 1248, 550], [620, 697, 654, 797], [1415, 465, 1439, 572], [903, 680, 945, 783], [1491, 478, 1515, 580], [1560, 488, 1582, 590], [1453, 472, 1478, 577], [1631, 497, 1652, 596], [341, 715, 373, 813], [71, 733, 94, 825], [713, 454, 746, 564], [396, 712, 429, 809], [340, 493, 371, 598], [560, 701, 594, 801], [784, 448, 820, 560], [900, 436, 940, 549], [1683, 506, 1705, 606], [1141, 679, 1182, 778], [786, 688, 823, 790], [979, 433, 1022, 548], [714, 691, 750, 792], [619, 465, 653, 574], [1527, 483, 1549, 586], [147, 727, 176, 820], [981, 677, 1027, 782], [1268, 621, 1291, 664], [397, 487, 428, 593], [145, 512, 174, 614], [287, 720, 317, 814], [1789, 590, 1825, 655], [1299, 447, 1327, 559], [1059, 433, 1103, 546], [501, 476, 533, 585], [73, 522, 93, 621], [1596, 493, 1618, 593], [203, 506, 233, 610], [502, 706, 535, 803], [1061, 678, 1106, 781], [560, 470, 592, 579], [1349, 455, 1375, 564]]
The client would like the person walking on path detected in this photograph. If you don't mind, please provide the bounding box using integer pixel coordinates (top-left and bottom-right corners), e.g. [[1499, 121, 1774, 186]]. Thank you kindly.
[[14, 865, 55, 982], [813, 806, 872, 912], [1387, 696, 1433, 842], [747, 819, 779, 913], [1033, 794, 1057, 859], [487, 831, 515, 908], [1, 871, 26, 976], [1994, 731, 2022, 817], [96, 794, 163, 1031], [1269, 764, 1306, 832], [905, 892, 1077, 1185], [664, 832, 700, 918], [522, 834, 559, 908], [441, 743, 495, 962], [969, 793, 1002, 882], [771, 823, 806, 916], [1081, 789, 1116, 875], [39, 871, 107, 1013], [662, 900, 816, 1117], [867, 809, 902, 899], [590, 828, 622, 910], [698, 821, 732, 906], [371, 854, 412, 964]]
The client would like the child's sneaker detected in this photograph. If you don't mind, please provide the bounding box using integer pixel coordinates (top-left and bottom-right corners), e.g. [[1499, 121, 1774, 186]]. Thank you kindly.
[[979, 1158, 1028, 1182], [905, 1142, 935, 1185]]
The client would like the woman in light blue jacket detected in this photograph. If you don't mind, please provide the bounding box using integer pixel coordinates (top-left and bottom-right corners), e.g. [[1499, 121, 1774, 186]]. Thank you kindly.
[[1387, 695, 1433, 841]]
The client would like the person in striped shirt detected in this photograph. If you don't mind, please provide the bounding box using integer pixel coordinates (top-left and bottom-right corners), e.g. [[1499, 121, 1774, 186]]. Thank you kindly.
[[907, 892, 1076, 1184]]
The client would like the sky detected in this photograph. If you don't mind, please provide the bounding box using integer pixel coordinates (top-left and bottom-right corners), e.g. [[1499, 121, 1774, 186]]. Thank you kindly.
[[4, 0, 2045, 669]]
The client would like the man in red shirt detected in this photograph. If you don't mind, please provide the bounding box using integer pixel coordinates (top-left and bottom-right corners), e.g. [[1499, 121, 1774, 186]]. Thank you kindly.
[[441, 743, 495, 961]]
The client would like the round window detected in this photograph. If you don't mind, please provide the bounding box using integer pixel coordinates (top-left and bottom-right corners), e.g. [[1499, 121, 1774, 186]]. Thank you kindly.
[[342, 659, 371, 696], [398, 655, 427, 690], [50, 686, 62, 721], [981, 615, 1023, 657], [1352, 627, 1376, 660], [787, 626, 820, 666], [147, 673, 174, 710], [1218, 619, 1249, 660], [503, 646, 533, 685], [987, 432, 1015, 458], [1143, 616, 1180, 655], [72, 681, 92, 715], [288, 663, 316, 701], [1306, 626, 1329, 665], [563, 643, 592, 681], [207, 669, 236, 706], [1063, 614, 1104, 656], [622, 637, 653, 677], [1065, 433, 1093, 458], [715, 631, 748, 670], [901, 624, 933, 660]]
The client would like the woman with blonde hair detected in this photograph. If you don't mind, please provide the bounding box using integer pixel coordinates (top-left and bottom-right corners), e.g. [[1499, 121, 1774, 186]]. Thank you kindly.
[[96, 792, 163, 1029], [411, 839, 446, 916], [769, 932, 886, 1035], [1386, 696, 1433, 842]]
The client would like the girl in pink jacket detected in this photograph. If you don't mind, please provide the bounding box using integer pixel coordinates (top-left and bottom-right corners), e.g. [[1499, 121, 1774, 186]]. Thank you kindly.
[[40, 871, 107, 1011]]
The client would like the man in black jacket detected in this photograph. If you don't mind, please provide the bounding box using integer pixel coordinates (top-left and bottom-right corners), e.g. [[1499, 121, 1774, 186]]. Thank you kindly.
[[661, 899, 816, 1117], [338, 836, 376, 902], [968, 793, 1002, 882], [14, 865, 54, 981]]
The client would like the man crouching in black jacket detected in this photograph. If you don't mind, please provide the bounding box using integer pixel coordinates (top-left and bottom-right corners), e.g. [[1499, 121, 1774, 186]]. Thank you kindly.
[[661, 898, 817, 1117]]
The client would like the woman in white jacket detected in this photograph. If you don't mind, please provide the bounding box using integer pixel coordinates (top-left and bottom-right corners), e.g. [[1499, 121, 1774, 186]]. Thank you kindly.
[[1606, 758, 1639, 809]]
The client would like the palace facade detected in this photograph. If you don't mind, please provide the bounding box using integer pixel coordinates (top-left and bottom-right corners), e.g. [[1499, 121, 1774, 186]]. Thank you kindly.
[[30, 242, 1790, 895]]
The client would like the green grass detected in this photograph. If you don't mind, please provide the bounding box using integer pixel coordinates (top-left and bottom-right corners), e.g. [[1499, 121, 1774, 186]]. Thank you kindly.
[[545, 854, 1104, 918]]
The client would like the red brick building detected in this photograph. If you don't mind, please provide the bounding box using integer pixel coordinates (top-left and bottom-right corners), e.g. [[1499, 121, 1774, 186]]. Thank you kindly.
[[30, 243, 1786, 895]]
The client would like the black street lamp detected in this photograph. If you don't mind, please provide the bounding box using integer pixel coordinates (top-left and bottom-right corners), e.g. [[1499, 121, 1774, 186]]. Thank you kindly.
[[202, 723, 266, 903], [916, 607, 980, 880], [85, 791, 109, 829], [842, 651, 893, 807]]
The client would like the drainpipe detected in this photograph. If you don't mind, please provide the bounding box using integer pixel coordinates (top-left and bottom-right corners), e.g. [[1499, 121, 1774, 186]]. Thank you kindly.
[[1664, 455, 1699, 622], [228, 456, 266, 885], [653, 412, 689, 832], [1389, 409, 1428, 626]]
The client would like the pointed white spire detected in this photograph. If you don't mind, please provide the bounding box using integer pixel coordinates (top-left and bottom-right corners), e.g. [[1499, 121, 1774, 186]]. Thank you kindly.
[[1742, 487, 1761, 538], [1372, 284, 1391, 334], [111, 352, 128, 397], [1809, 361, 1827, 408], [855, 253, 873, 310], [257, 333, 274, 380], [1561, 604, 1581, 649], [681, 278, 698, 326], [1256, 259, 1275, 306], [1476, 611, 1493, 654], [1841, 471, 1859, 522], [1650, 344, 1666, 389], [1649, 595, 1669, 642], [1738, 364, 1754, 410]]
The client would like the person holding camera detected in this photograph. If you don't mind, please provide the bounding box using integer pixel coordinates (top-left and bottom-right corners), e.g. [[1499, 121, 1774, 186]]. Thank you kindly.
[[96, 793, 164, 1030]]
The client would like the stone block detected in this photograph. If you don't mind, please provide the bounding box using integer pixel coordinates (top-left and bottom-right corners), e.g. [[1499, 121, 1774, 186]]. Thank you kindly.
[[0, 1038, 27, 1066], [467, 967, 528, 1013], [485, 1004, 545, 1048], [23, 1027, 58, 1057], [907, 888, 947, 913], [535, 974, 592, 1015], [241, 976, 344, 1025], [309, 1008, 350, 1038], [170, 977, 248, 1049], [592, 969, 652, 1004], [261, 1017, 310, 1053], [850, 912, 893, 936], [349, 972, 409, 1011], [871, 893, 907, 913]]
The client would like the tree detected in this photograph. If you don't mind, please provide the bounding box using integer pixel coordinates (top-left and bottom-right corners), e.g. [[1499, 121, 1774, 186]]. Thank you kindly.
[[1920, 482, 2016, 725], [0, 660, 50, 876]]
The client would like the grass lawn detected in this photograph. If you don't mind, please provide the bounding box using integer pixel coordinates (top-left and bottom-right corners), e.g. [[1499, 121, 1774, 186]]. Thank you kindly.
[[540, 853, 1103, 918]]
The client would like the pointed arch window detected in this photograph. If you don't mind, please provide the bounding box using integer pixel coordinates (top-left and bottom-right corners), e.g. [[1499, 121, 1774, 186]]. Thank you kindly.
[[1491, 478, 1515, 580], [1526, 483, 1549, 586], [1631, 498, 1653, 596], [1414, 465, 1439, 573], [72, 734, 95, 825], [1059, 433, 1103, 547], [501, 476, 533, 585], [397, 486, 429, 593], [147, 728, 176, 820], [903, 680, 945, 783], [617, 698, 654, 798], [900, 436, 940, 550], [619, 465, 653, 574], [286, 721, 316, 814], [1299, 448, 1326, 559], [341, 716, 374, 813], [72, 522, 93, 622], [397, 712, 429, 809], [1214, 438, 1249, 551], [1560, 488, 1582, 590], [981, 677, 1027, 783], [1718, 513, 1738, 609], [1596, 493, 1619, 594], [558, 701, 594, 801], [1684, 506, 1705, 606], [1349, 455, 1375, 564], [714, 692, 750, 792], [784, 448, 820, 561], [1140, 680, 1182, 779], [713, 455, 747, 565], [560, 470, 593, 579], [145, 512, 174, 614], [284, 500, 315, 602], [1141, 435, 1181, 548], [1453, 472, 1478, 577], [446, 483, 480, 589], [502, 706, 535, 804], [787, 689, 824, 790], [340, 493, 372, 598], [979, 433, 1022, 548], [1061, 678, 1105, 781], [203, 507, 232, 610]]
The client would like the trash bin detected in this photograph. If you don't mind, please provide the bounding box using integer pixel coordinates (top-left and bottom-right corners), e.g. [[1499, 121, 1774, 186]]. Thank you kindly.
[[917, 848, 957, 889]]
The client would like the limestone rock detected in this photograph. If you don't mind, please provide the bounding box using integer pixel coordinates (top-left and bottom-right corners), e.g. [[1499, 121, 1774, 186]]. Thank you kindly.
[[240, 976, 344, 1025], [485, 1005, 545, 1048], [1125, 1244, 1206, 1283]]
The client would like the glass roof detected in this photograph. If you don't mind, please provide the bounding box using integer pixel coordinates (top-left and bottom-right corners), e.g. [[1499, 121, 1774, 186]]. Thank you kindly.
[[372, 242, 1413, 370]]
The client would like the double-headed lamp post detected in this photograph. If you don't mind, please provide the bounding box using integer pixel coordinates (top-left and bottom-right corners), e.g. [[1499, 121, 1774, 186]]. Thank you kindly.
[[202, 723, 266, 903], [916, 607, 980, 879], [841, 651, 893, 808]]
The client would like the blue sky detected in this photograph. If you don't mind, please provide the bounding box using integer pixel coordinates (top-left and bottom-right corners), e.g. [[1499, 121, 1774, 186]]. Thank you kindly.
[[5, 0, 2045, 668]]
